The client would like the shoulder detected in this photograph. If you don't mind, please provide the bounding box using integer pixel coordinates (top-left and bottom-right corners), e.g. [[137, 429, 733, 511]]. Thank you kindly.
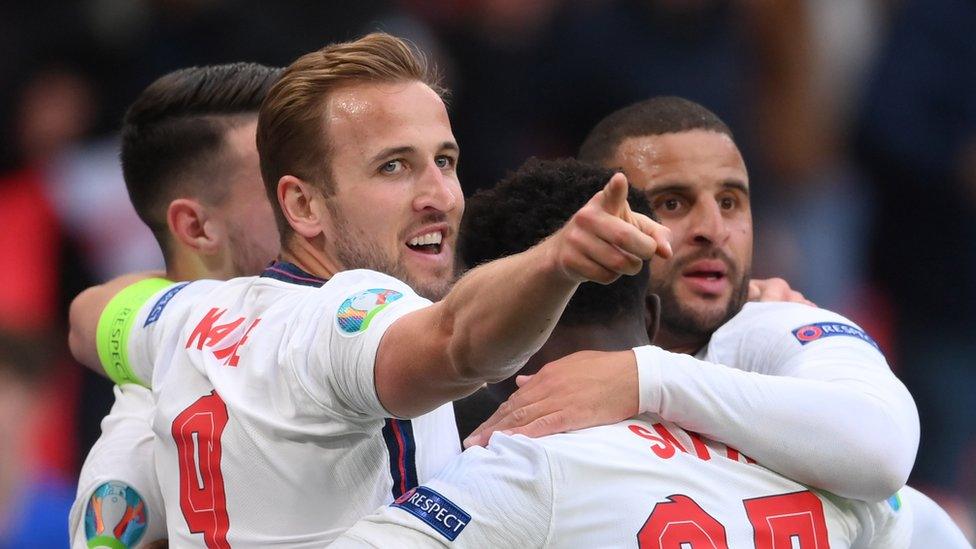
[[426, 433, 555, 494], [720, 302, 858, 335], [707, 302, 879, 361], [328, 269, 421, 294], [321, 270, 432, 336]]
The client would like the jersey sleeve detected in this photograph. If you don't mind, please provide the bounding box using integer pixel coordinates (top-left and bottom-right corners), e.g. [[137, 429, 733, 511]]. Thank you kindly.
[[69, 384, 166, 548], [330, 434, 553, 548], [897, 486, 971, 549], [636, 302, 919, 501], [97, 278, 218, 387], [297, 269, 433, 419]]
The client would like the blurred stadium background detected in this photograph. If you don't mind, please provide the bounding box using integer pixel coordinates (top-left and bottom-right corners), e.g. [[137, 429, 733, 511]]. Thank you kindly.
[[0, 0, 973, 545]]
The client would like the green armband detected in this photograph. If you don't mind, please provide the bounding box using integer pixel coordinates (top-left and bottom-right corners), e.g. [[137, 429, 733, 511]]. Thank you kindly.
[[95, 277, 173, 387]]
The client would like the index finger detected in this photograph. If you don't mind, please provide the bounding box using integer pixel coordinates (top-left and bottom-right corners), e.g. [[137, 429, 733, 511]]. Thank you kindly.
[[598, 173, 631, 218], [635, 213, 672, 258]]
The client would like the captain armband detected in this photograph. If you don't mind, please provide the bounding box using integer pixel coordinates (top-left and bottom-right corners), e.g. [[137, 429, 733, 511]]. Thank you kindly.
[[95, 278, 173, 387]]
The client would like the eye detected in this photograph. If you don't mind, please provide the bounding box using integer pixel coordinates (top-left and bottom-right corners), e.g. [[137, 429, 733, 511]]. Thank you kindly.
[[435, 155, 456, 169], [380, 159, 405, 174], [719, 196, 736, 210], [652, 195, 685, 213]]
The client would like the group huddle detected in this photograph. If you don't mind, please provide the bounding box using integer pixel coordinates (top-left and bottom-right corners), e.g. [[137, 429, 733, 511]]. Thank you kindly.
[[67, 33, 968, 548]]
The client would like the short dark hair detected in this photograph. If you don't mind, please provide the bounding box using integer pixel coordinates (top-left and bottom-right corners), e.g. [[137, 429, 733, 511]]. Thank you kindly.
[[257, 32, 444, 243], [121, 62, 282, 259], [578, 96, 733, 165], [459, 157, 651, 326]]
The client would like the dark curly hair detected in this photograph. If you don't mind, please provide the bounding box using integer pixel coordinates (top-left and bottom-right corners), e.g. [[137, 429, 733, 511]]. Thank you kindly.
[[459, 157, 652, 326]]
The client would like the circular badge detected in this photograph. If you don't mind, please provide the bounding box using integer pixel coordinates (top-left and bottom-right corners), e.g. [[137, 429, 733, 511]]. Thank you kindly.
[[336, 289, 403, 334], [794, 325, 824, 342]]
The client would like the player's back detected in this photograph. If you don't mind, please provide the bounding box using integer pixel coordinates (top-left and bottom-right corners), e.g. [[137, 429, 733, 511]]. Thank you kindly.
[[539, 417, 907, 548], [337, 414, 910, 548], [137, 264, 458, 547]]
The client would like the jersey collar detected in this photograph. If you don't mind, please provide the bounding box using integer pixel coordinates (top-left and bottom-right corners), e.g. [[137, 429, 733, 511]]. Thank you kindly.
[[260, 261, 328, 287]]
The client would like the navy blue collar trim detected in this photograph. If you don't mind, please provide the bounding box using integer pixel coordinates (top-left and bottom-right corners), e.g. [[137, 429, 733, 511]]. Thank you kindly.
[[260, 261, 328, 287]]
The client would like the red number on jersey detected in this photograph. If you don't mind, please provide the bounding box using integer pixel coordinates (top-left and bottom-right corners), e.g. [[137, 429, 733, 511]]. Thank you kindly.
[[638, 492, 830, 549], [744, 491, 830, 549], [173, 391, 231, 548], [637, 494, 730, 549]]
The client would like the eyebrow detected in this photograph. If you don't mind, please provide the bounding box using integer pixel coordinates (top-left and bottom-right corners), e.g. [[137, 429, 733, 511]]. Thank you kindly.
[[647, 180, 750, 196], [722, 180, 750, 195], [368, 141, 459, 165]]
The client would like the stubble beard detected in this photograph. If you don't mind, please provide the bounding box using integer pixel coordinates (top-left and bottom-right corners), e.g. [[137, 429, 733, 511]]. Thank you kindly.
[[327, 208, 456, 301], [650, 252, 750, 347]]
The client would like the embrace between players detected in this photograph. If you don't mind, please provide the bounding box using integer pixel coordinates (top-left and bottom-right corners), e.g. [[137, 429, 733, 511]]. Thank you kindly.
[[67, 33, 967, 548]]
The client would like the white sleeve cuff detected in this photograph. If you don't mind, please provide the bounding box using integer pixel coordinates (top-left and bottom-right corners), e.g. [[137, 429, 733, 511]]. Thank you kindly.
[[633, 345, 663, 414]]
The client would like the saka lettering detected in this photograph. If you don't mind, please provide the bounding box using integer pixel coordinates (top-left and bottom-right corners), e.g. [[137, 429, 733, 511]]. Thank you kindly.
[[629, 423, 753, 464]]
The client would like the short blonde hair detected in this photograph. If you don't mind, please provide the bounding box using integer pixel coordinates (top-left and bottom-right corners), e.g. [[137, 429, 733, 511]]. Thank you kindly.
[[256, 32, 445, 239]]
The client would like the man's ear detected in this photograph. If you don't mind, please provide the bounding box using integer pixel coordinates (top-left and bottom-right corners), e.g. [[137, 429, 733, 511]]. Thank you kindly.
[[645, 293, 661, 343], [278, 175, 326, 239], [167, 198, 221, 254]]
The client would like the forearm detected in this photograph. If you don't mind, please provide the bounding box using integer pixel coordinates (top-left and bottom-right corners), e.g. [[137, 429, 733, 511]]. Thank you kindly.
[[376, 243, 578, 418], [637, 346, 918, 501], [443, 242, 577, 380]]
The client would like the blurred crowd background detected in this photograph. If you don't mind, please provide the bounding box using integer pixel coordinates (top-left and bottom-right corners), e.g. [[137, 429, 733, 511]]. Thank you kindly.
[[1, 0, 974, 545]]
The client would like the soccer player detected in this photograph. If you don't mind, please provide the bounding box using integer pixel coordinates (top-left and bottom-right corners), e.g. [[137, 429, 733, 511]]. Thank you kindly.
[[332, 158, 923, 548], [67, 33, 672, 547], [68, 62, 283, 548], [465, 97, 919, 504]]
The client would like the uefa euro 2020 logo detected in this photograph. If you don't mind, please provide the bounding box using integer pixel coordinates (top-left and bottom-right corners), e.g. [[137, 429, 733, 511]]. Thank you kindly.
[[84, 480, 147, 548], [336, 289, 403, 334]]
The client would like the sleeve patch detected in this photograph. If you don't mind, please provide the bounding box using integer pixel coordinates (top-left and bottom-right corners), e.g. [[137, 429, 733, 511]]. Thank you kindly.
[[392, 486, 470, 541], [84, 481, 148, 548], [336, 289, 403, 334], [792, 322, 879, 350], [144, 282, 189, 326]]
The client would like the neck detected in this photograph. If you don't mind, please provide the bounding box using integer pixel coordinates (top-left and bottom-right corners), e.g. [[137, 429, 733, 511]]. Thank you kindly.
[[166, 249, 232, 281], [652, 325, 707, 355], [530, 321, 651, 371], [488, 317, 650, 402], [279, 234, 342, 280]]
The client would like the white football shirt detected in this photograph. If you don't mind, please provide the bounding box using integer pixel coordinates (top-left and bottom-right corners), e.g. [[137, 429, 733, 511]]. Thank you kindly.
[[110, 262, 459, 547], [334, 415, 912, 548], [69, 384, 165, 548], [637, 302, 919, 501]]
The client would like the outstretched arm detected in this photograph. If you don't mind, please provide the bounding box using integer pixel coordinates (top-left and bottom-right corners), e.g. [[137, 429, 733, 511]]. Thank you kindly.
[[375, 174, 671, 418]]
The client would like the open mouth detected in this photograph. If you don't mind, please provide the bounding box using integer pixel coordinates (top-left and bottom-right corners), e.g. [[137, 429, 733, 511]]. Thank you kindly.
[[406, 231, 444, 255], [684, 270, 725, 281], [679, 258, 730, 295]]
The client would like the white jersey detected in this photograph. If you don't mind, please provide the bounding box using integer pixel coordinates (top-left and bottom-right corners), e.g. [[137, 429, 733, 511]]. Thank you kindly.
[[112, 262, 459, 547], [69, 384, 166, 548], [636, 302, 919, 501], [335, 416, 913, 548]]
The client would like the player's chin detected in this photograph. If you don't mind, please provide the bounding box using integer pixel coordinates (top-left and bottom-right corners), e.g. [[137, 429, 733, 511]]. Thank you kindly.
[[682, 297, 733, 327], [405, 269, 455, 301]]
